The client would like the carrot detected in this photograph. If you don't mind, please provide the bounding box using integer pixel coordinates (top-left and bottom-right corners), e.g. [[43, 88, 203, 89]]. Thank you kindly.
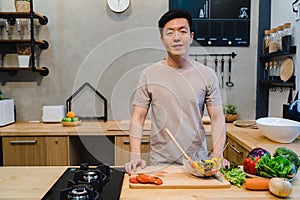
[[245, 178, 270, 191], [129, 177, 139, 184]]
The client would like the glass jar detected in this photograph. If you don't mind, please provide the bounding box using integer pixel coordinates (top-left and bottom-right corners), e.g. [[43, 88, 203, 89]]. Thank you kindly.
[[276, 25, 284, 51], [282, 22, 292, 52], [269, 28, 278, 53], [264, 62, 269, 80], [273, 61, 280, 81], [269, 61, 274, 80], [263, 30, 270, 54]]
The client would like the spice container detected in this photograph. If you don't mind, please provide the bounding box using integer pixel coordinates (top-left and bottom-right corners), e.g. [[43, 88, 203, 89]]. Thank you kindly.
[[282, 22, 292, 52], [276, 25, 284, 51], [269, 28, 278, 53], [263, 30, 270, 54], [264, 62, 269, 80], [269, 61, 274, 80], [273, 61, 280, 81]]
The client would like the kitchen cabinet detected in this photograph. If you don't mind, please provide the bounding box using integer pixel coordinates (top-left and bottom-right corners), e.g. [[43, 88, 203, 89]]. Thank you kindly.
[[115, 135, 150, 166], [224, 136, 249, 165], [0, 0, 49, 78], [2, 136, 69, 166]]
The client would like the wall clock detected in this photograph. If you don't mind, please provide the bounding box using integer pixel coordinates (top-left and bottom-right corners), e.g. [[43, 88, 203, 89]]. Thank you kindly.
[[107, 0, 130, 13]]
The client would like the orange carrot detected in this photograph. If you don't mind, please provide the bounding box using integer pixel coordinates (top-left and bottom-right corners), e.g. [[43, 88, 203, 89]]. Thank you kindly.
[[245, 178, 269, 191]]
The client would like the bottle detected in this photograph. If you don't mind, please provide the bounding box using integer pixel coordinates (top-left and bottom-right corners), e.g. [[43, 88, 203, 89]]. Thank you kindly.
[[263, 30, 270, 54], [276, 25, 284, 51], [282, 22, 292, 52], [269, 28, 278, 53], [269, 61, 273, 80], [273, 61, 280, 81], [264, 62, 269, 80]]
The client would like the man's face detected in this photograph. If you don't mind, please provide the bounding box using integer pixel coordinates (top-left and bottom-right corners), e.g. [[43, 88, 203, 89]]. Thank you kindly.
[[160, 18, 194, 57]]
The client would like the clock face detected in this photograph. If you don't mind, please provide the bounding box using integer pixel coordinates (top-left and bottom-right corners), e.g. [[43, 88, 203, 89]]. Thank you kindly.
[[107, 0, 130, 13]]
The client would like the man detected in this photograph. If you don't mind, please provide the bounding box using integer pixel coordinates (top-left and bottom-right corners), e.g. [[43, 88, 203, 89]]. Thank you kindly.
[[125, 10, 226, 175]]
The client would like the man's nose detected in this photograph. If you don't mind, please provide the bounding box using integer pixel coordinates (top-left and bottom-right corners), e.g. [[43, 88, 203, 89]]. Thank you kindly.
[[173, 31, 180, 41]]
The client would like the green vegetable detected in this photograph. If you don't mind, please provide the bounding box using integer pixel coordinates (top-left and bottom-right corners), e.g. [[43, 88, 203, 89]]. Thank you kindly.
[[220, 163, 246, 187], [273, 147, 300, 170], [256, 153, 296, 178]]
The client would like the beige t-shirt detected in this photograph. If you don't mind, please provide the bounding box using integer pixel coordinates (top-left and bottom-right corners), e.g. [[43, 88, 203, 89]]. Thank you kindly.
[[133, 60, 222, 165]]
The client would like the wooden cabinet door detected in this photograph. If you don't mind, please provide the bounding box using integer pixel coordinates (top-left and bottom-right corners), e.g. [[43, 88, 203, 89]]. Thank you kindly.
[[115, 136, 150, 166], [2, 137, 47, 166], [224, 137, 249, 165], [46, 137, 69, 166]]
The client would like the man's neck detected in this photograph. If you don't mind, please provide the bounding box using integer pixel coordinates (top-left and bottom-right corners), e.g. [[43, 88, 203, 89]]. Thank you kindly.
[[164, 54, 192, 68]]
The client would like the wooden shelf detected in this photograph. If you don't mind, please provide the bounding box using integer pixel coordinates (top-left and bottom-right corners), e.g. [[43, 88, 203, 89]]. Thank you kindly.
[[0, 12, 48, 25]]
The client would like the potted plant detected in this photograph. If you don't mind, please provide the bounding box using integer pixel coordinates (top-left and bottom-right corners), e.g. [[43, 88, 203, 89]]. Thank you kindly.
[[224, 103, 238, 122], [17, 45, 31, 68], [14, 0, 30, 12]]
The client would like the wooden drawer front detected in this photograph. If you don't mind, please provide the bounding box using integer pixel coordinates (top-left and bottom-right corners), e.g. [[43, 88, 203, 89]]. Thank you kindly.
[[3, 137, 47, 166], [46, 137, 69, 166], [224, 137, 249, 165], [115, 136, 150, 166]]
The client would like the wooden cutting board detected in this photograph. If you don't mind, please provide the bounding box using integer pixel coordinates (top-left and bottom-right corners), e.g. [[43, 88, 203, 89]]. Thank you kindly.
[[128, 165, 231, 189]]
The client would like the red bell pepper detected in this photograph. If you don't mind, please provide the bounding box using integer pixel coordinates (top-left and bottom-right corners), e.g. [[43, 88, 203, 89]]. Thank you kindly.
[[243, 155, 260, 175]]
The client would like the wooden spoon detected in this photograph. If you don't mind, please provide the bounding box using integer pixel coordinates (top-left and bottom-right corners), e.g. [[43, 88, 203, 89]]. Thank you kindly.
[[165, 128, 193, 162]]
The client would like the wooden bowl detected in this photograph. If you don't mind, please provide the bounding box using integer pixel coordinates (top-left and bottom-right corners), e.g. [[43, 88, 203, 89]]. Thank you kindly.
[[225, 114, 238, 123]]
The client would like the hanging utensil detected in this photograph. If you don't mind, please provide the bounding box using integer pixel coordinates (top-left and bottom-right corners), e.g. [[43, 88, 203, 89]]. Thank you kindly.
[[204, 55, 207, 66], [221, 55, 225, 88], [214, 56, 218, 73], [226, 57, 234, 87]]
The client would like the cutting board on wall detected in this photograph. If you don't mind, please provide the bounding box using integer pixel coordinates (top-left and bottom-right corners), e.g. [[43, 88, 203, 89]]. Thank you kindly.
[[128, 166, 231, 189]]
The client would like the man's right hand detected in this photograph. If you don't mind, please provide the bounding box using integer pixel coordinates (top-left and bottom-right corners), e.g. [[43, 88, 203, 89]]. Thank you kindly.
[[124, 158, 147, 175]]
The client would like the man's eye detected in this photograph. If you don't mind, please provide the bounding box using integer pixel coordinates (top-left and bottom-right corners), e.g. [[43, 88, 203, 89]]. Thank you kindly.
[[166, 31, 173, 35], [181, 30, 187, 34]]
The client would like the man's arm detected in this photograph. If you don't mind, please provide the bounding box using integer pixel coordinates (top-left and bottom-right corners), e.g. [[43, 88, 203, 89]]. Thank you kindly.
[[124, 105, 148, 174], [207, 105, 226, 156]]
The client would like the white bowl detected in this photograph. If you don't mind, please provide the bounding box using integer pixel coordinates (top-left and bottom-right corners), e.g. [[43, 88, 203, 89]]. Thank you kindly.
[[256, 117, 300, 143]]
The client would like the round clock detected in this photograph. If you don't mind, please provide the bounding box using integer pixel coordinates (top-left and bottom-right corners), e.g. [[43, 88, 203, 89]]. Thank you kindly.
[[107, 0, 130, 13]]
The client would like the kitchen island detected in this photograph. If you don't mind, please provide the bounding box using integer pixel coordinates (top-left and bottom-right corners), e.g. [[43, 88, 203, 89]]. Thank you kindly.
[[0, 122, 300, 199], [0, 165, 299, 200]]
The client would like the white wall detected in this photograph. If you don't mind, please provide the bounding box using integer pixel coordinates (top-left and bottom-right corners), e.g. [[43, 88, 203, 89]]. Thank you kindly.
[[0, 0, 259, 121], [269, 0, 300, 117]]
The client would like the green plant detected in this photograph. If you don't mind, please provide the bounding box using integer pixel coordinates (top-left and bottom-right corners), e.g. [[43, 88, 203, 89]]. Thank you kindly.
[[224, 103, 237, 115]]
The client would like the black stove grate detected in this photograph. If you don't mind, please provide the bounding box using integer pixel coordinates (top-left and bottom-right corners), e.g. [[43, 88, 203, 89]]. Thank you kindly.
[[42, 167, 125, 200]]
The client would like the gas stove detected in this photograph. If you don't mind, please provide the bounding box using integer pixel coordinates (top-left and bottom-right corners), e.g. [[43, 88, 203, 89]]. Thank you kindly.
[[42, 163, 125, 200]]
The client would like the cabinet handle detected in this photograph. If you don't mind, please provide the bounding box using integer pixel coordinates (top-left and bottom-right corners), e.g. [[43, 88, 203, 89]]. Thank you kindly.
[[10, 140, 37, 145], [123, 139, 150, 144], [229, 144, 241, 154]]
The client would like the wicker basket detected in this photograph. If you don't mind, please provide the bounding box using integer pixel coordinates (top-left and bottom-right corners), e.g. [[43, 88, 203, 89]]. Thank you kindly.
[[14, 1, 30, 12]]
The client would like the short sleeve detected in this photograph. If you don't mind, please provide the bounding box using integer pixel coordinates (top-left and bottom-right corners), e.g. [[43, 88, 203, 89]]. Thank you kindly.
[[133, 72, 151, 109]]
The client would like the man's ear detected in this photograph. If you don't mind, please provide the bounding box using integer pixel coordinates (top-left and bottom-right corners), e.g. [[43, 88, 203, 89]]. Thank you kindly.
[[190, 32, 194, 44]]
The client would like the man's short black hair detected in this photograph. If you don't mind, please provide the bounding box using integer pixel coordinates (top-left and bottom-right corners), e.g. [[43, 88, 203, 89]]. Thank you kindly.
[[158, 9, 192, 35]]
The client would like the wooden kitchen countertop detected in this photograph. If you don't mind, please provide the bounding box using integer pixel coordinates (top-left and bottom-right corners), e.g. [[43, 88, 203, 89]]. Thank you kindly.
[[226, 123, 300, 154], [0, 165, 299, 200], [0, 166, 67, 200], [0, 121, 150, 136], [0, 120, 211, 136]]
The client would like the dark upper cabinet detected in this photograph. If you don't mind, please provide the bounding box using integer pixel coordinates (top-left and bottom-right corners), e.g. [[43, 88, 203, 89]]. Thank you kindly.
[[169, 0, 251, 46]]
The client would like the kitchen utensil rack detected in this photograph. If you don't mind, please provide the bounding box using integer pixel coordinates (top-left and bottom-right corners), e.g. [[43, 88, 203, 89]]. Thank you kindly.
[[189, 52, 237, 59], [66, 82, 108, 122], [0, 0, 49, 77]]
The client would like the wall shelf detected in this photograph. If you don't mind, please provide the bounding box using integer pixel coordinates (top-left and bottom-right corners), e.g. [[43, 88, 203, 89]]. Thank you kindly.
[[0, 0, 49, 80], [0, 12, 48, 25]]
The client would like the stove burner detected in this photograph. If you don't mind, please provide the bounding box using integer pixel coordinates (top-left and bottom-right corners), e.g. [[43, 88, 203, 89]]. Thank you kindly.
[[83, 171, 98, 182], [61, 163, 110, 200], [64, 184, 100, 200]]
